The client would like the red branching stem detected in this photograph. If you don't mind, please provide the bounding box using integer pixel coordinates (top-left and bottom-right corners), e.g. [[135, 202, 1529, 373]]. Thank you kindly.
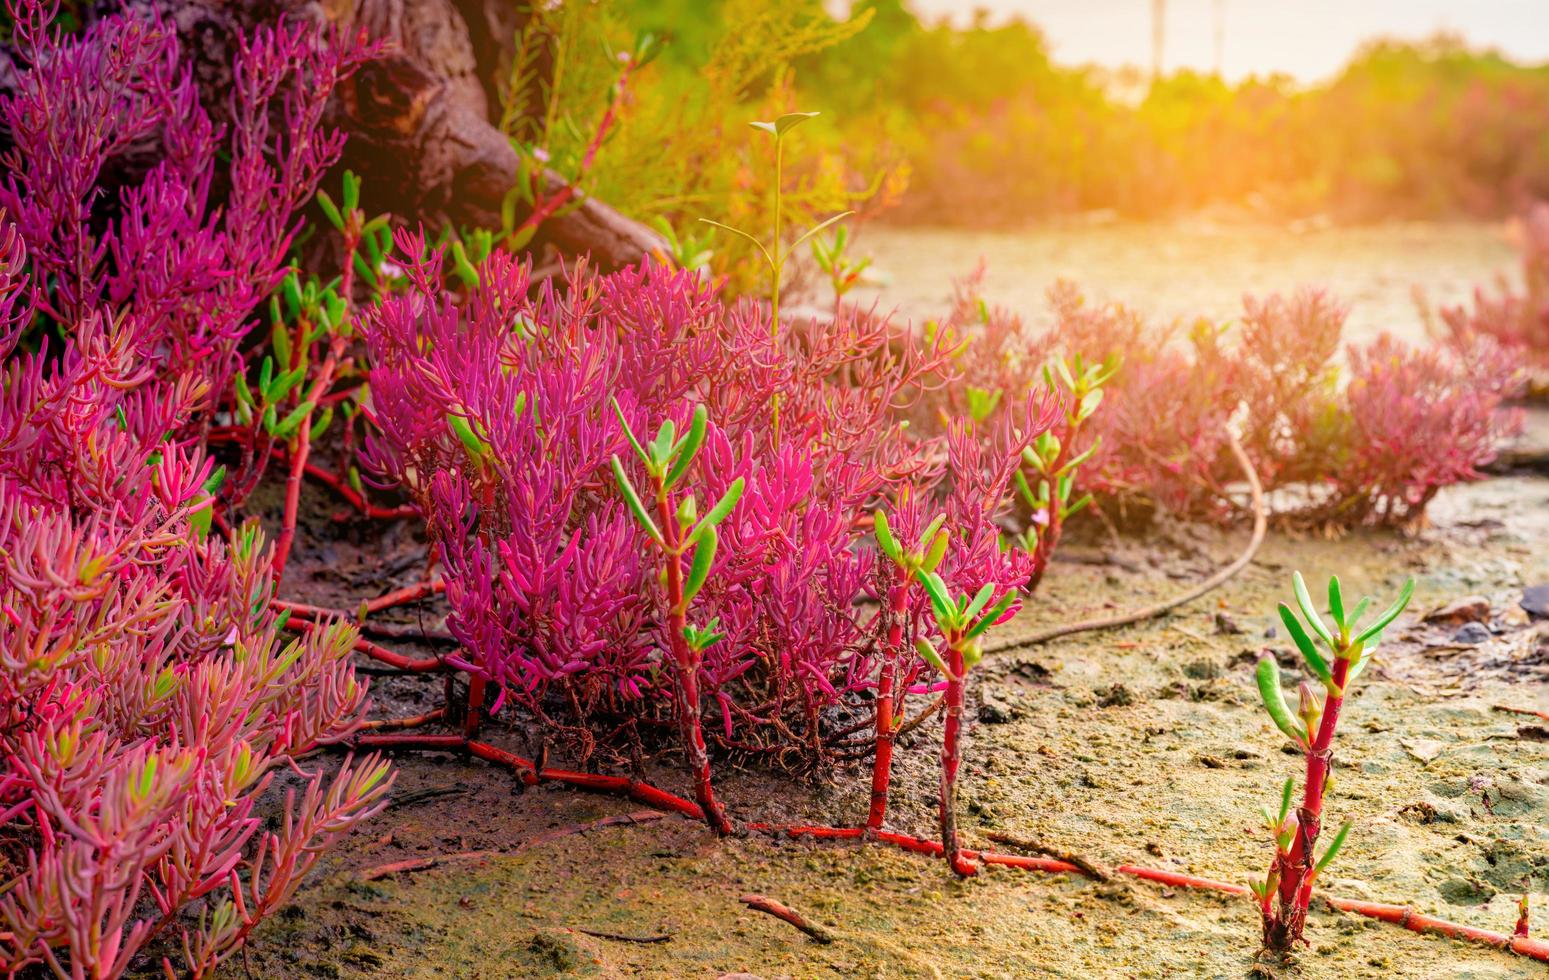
[[1324, 897, 1549, 960], [866, 573, 909, 832], [508, 56, 637, 247], [300, 460, 418, 520], [275, 580, 446, 626], [358, 708, 445, 732], [282, 617, 445, 673], [329, 736, 1549, 964]]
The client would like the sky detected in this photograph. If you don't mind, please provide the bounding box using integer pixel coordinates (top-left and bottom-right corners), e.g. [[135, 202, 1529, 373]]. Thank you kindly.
[[903, 0, 1549, 83]]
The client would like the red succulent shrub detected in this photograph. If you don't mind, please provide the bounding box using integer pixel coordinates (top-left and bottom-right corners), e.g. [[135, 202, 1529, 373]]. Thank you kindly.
[[0, 7, 391, 976]]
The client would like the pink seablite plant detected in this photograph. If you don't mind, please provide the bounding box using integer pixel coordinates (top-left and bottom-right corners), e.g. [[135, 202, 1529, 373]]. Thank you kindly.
[[1442, 201, 1549, 372], [938, 274, 1523, 529], [0, 225, 391, 977], [0, 8, 392, 976], [356, 238, 1057, 808]]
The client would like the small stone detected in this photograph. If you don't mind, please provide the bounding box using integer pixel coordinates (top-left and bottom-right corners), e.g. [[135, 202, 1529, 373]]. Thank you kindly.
[[1450, 622, 1492, 645], [979, 694, 1015, 724], [1423, 595, 1490, 625], [1183, 658, 1220, 680], [1214, 612, 1245, 635], [1095, 684, 1134, 708], [1401, 738, 1446, 763], [1522, 583, 1549, 619]]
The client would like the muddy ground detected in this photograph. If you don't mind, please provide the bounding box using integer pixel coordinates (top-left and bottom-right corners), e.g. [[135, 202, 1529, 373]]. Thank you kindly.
[[219, 412, 1549, 980]]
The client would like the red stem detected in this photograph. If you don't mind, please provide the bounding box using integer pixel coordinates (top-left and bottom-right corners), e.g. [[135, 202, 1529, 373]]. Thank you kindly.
[[938, 640, 978, 877], [866, 575, 908, 833], [1265, 654, 1351, 951], [335, 735, 1549, 964], [282, 616, 444, 673], [657, 480, 733, 836]]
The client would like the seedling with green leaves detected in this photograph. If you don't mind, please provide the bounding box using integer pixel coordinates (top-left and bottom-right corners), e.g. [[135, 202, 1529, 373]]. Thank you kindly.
[[611, 399, 744, 835], [913, 569, 1021, 876], [865, 497, 950, 832], [701, 111, 853, 439], [1012, 352, 1118, 589], [1252, 571, 1415, 953], [811, 224, 874, 308]]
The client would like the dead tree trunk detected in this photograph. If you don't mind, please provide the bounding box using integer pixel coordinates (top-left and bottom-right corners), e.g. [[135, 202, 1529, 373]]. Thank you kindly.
[[62, 0, 665, 270]]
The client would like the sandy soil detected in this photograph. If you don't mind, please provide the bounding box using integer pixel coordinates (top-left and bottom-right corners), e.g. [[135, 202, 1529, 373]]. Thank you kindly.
[[220, 444, 1549, 979]]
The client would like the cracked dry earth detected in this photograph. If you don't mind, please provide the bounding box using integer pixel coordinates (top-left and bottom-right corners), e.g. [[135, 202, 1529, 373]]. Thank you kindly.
[[231, 461, 1549, 980]]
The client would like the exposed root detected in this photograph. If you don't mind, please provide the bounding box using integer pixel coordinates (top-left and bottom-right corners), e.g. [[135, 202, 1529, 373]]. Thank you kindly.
[[1493, 704, 1549, 722], [983, 830, 1111, 881], [336, 732, 1549, 964], [572, 928, 673, 944], [987, 430, 1266, 654], [739, 894, 835, 944]]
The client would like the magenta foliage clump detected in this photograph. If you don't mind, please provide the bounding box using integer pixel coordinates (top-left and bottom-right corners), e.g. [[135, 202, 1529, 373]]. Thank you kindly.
[[0, 7, 391, 977], [358, 239, 1021, 784], [1442, 201, 1549, 371], [0, 0, 369, 411], [939, 273, 1522, 528]]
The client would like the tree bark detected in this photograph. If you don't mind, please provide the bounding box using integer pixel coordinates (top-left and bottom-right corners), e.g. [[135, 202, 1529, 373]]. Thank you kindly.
[[29, 0, 664, 270]]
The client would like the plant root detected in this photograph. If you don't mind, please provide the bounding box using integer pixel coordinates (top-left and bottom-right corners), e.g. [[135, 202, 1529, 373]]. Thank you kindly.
[[739, 894, 835, 944], [984, 831, 1111, 881], [1493, 704, 1549, 722], [987, 430, 1266, 654], [337, 736, 1549, 964], [572, 928, 673, 944]]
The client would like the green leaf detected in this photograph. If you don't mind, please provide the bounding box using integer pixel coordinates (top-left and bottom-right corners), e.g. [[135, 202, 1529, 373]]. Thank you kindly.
[[316, 190, 344, 231], [1277, 776, 1294, 825], [914, 637, 949, 676], [342, 169, 360, 213], [1278, 603, 1333, 685], [921, 529, 949, 573], [1077, 387, 1104, 421], [874, 509, 902, 563], [272, 400, 315, 440], [683, 525, 717, 603], [698, 219, 775, 271], [1063, 493, 1093, 519], [308, 405, 334, 443], [610, 398, 651, 468], [916, 570, 956, 630], [1256, 654, 1308, 747], [1314, 822, 1353, 873], [1054, 436, 1101, 478], [272, 319, 292, 368], [789, 211, 855, 253], [917, 514, 947, 553], [966, 591, 1017, 640], [963, 583, 995, 622], [447, 413, 487, 457], [611, 457, 663, 545], [750, 111, 819, 138], [1293, 571, 1335, 647], [1327, 575, 1346, 631], [687, 478, 744, 546], [1355, 577, 1415, 646], [664, 405, 708, 488]]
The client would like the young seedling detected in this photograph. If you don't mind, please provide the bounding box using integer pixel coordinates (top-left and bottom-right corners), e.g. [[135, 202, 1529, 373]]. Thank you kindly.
[[1013, 352, 1118, 590], [611, 400, 744, 835], [867, 497, 949, 832], [701, 110, 852, 439], [1252, 571, 1415, 953], [914, 570, 1021, 876], [811, 224, 874, 311]]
